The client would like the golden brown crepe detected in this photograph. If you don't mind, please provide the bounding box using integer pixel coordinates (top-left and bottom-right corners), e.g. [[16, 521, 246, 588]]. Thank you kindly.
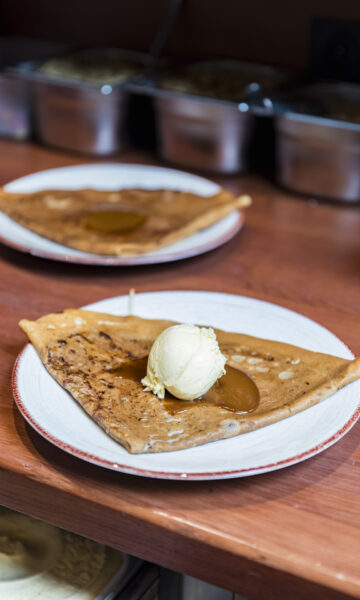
[[0, 188, 250, 255], [19, 309, 360, 454]]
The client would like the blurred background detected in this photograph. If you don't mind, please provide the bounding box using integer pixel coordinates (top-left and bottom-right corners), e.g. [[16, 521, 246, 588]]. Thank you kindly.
[[0, 0, 359, 198], [1, 0, 359, 69]]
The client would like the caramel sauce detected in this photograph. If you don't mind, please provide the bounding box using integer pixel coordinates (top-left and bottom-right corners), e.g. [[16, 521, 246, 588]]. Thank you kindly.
[[164, 366, 260, 414], [84, 210, 146, 234], [109, 357, 260, 415], [110, 357, 148, 380]]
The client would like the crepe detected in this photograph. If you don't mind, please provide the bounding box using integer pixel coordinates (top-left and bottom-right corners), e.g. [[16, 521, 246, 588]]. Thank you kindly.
[[19, 309, 360, 454], [0, 187, 250, 255]]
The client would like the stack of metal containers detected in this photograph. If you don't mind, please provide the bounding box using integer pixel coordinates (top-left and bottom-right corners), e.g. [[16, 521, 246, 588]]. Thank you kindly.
[[0, 9, 359, 202]]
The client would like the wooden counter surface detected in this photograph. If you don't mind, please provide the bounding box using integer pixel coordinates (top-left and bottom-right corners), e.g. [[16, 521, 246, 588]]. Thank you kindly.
[[0, 140, 359, 600]]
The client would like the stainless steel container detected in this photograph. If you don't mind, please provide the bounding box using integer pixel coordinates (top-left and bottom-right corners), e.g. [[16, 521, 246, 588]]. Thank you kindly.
[[276, 113, 360, 201], [10, 50, 148, 155], [0, 73, 31, 140], [274, 83, 360, 202], [149, 60, 290, 174], [155, 95, 254, 174], [34, 81, 129, 155]]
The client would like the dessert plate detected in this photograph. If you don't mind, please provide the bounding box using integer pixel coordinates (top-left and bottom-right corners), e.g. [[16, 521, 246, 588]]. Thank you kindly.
[[0, 164, 244, 265], [13, 291, 360, 480]]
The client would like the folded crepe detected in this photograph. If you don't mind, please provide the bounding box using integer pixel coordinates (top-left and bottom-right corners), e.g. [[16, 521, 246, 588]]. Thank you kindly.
[[0, 187, 250, 255], [19, 309, 360, 454]]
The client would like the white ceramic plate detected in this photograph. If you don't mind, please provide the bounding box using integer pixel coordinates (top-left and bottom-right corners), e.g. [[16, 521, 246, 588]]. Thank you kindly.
[[13, 291, 360, 480], [0, 164, 244, 265]]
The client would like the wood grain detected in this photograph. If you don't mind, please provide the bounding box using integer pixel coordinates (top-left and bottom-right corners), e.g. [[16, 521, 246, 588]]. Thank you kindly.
[[0, 140, 360, 599]]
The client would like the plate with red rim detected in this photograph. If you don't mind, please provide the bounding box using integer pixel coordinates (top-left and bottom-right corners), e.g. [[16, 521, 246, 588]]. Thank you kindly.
[[12, 291, 360, 480], [0, 163, 244, 265]]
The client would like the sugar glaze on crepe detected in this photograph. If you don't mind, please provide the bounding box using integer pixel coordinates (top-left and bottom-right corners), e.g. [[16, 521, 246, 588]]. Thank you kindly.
[[0, 188, 250, 256], [19, 309, 360, 454]]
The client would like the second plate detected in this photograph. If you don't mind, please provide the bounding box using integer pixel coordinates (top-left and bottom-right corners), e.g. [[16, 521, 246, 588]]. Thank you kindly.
[[1, 163, 244, 265]]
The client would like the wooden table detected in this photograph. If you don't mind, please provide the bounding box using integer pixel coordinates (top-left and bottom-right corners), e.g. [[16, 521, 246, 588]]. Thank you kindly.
[[0, 140, 359, 600]]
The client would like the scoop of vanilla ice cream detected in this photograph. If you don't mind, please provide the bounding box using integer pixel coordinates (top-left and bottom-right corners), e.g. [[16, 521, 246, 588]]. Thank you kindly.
[[141, 324, 226, 400]]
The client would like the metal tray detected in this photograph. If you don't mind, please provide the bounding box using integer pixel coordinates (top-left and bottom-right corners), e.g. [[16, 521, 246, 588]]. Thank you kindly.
[[274, 82, 360, 201], [127, 60, 292, 174], [9, 49, 151, 155], [0, 72, 32, 140]]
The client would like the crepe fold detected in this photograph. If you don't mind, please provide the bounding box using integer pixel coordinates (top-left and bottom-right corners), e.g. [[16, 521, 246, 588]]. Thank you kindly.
[[0, 188, 250, 255], [19, 309, 360, 453]]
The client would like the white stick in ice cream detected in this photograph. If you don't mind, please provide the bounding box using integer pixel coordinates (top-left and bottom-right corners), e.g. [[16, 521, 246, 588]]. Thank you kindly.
[[141, 324, 227, 400], [128, 288, 135, 315]]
